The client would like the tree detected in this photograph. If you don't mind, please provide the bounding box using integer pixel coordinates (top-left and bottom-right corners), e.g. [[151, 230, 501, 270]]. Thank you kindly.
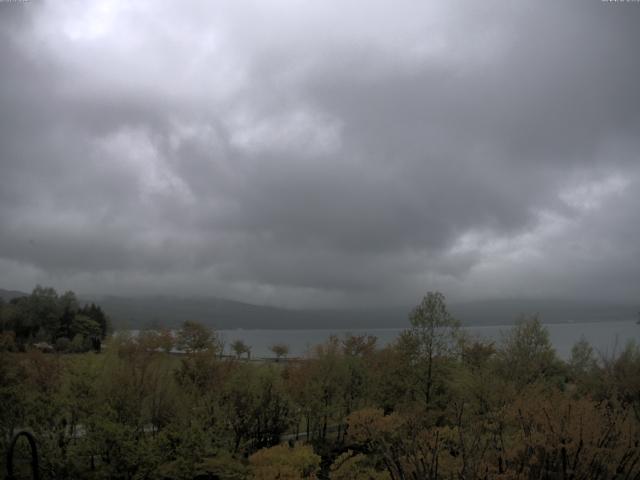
[[250, 444, 320, 479], [600, 340, 640, 407], [330, 450, 390, 479], [346, 408, 444, 480], [70, 314, 101, 338], [405, 291, 460, 405], [78, 303, 110, 338], [269, 343, 290, 361], [223, 366, 291, 453], [70, 334, 86, 352], [176, 320, 218, 353], [285, 336, 350, 442], [231, 339, 251, 359], [502, 387, 640, 479], [157, 328, 175, 353], [58, 290, 78, 341], [339, 334, 377, 421], [0, 287, 110, 350], [138, 327, 175, 353], [459, 335, 496, 371], [497, 314, 560, 386], [9, 286, 60, 343], [342, 334, 377, 357], [569, 336, 597, 379]]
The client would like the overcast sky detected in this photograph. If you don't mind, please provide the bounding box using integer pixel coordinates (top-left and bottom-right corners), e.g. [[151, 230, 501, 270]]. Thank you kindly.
[[1, 0, 639, 308]]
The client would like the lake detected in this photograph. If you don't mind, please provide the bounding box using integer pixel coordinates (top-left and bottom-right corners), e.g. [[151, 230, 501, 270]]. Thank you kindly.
[[218, 320, 640, 359]]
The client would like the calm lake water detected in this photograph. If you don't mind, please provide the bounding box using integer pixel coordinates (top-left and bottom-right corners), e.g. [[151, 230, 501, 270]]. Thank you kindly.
[[218, 321, 640, 359]]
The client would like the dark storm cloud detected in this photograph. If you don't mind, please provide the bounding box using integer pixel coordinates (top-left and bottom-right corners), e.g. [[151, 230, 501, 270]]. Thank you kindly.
[[1, 0, 639, 307]]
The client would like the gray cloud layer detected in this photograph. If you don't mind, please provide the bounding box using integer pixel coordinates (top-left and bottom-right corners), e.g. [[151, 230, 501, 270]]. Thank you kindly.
[[1, 0, 639, 307]]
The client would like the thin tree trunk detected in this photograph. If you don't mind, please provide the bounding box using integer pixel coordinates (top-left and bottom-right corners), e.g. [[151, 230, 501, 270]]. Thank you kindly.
[[426, 351, 433, 405]]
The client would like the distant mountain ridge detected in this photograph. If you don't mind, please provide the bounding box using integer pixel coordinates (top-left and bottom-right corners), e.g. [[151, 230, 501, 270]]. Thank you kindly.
[[80, 294, 409, 330], [2, 288, 637, 329], [74, 294, 640, 330], [451, 298, 638, 327], [0, 288, 29, 301]]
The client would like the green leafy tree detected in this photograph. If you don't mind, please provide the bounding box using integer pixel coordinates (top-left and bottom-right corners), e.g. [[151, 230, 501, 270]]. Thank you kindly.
[[71, 314, 101, 338], [78, 302, 110, 338], [497, 314, 560, 386], [404, 291, 460, 406], [8, 287, 60, 343], [0, 287, 110, 350]]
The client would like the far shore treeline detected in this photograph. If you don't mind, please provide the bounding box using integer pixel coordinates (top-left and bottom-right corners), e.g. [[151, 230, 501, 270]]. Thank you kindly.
[[1, 288, 640, 478]]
